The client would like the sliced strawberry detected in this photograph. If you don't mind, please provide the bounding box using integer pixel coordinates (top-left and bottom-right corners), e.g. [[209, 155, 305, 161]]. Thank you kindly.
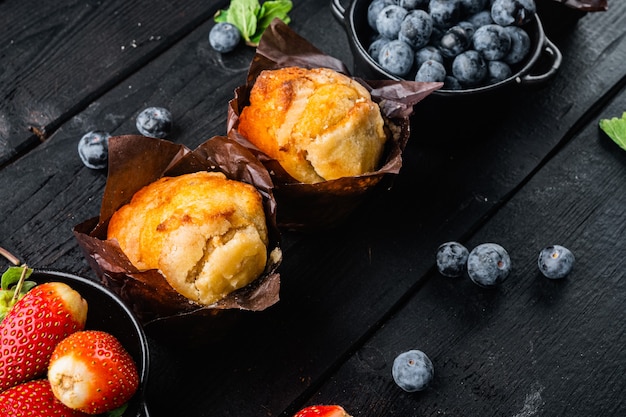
[[0, 378, 88, 417], [0, 282, 88, 392], [48, 330, 139, 414], [294, 405, 352, 417]]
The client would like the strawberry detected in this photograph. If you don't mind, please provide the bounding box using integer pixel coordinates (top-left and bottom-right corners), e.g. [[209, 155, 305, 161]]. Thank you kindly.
[[48, 330, 139, 414], [0, 378, 89, 417], [294, 405, 352, 417], [0, 282, 88, 392]]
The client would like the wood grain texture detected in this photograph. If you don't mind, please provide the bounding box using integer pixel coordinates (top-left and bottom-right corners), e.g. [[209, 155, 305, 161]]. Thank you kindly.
[[0, 1, 624, 416], [0, 0, 228, 166]]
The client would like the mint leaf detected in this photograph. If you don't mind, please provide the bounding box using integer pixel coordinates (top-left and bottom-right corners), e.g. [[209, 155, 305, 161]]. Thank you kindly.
[[252, 0, 292, 45], [215, 0, 260, 43], [215, 0, 292, 46], [599, 111, 626, 151]]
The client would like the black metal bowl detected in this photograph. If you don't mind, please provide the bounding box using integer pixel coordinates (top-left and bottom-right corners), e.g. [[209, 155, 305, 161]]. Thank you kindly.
[[32, 270, 151, 417], [331, 0, 562, 95]]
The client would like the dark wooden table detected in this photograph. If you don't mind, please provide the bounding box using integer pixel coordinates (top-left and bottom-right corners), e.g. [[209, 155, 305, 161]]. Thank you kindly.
[[1, 1, 625, 416]]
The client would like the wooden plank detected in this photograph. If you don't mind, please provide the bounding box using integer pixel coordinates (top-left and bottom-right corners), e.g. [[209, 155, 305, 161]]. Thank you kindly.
[[0, 0, 227, 166], [301, 74, 626, 417]]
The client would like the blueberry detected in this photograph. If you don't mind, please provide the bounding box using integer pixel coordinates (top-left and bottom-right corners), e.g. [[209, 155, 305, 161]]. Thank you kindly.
[[487, 60, 512, 83], [472, 24, 512, 61], [436, 241, 469, 277], [399, 0, 429, 10], [502, 25, 531, 64], [415, 45, 444, 68], [136, 106, 173, 138], [368, 0, 396, 30], [78, 130, 111, 170], [209, 22, 241, 53], [429, 0, 462, 29], [460, 0, 488, 15], [392, 349, 434, 392], [438, 25, 471, 59], [429, 26, 445, 46], [457, 20, 477, 38], [376, 5, 408, 39], [443, 75, 463, 90], [415, 59, 447, 82], [378, 39, 415, 77], [538, 245, 575, 279], [467, 243, 512, 288], [399, 9, 433, 50], [491, 0, 537, 26], [452, 50, 487, 86], [368, 37, 391, 62], [467, 10, 494, 28]]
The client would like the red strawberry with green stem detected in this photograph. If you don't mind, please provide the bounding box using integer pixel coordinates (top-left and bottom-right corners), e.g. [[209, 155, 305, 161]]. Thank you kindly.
[[0, 282, 88, 392], [0, 378, 88, 417], [48, 330, 139, 415], [294, 405, 352, 417]]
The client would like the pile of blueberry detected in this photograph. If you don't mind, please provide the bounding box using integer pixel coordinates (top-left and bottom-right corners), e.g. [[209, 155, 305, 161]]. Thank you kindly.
[[366, 0, 536, 90], [436, 241, 575, 285], [77, 106, 173, 169]]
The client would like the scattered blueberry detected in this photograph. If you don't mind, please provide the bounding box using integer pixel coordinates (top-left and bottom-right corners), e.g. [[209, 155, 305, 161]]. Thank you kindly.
[[503, 25, 531, 64], [392, 349, 434, 392], [136, 106, 173, 138], [78, 131, 111, 170], [472, 24, 511, 61], [452, 50, 487, 86], [378, 39, 415, 77], [491, 0, 537, 26], [376, 5, 408, 39], [467, 243, 511, 288], [487, 60, 513, 83], [209, 22, 241, 53], [399, 9, 433, 50], [538, 245, 575, 279], [436, 241, 469, 277], [438, 25, 471, 59]]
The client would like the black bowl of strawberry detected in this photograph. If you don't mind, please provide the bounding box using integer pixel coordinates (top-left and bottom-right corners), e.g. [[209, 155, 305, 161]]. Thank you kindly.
[[27, 270, 151, 417]]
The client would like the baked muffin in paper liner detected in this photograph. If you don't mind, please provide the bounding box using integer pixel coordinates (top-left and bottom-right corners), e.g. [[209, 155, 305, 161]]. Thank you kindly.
[[227, 19, 442, 231], [73, 134, 282, 338]]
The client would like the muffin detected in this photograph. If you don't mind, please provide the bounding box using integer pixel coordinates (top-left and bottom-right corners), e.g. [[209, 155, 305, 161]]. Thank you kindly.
[[107, 171, 269, 306], [238, 66, 387, 184]]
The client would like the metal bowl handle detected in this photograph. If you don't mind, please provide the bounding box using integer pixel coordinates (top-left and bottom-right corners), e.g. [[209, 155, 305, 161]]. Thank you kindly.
[[517, 38, 562, 86], [331, 0, 346, 23]]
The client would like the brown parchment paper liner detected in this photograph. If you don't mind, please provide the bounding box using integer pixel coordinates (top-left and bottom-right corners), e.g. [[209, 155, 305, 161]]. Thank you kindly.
[[227, 19, 443, 231], [73, 134, 282, 331]]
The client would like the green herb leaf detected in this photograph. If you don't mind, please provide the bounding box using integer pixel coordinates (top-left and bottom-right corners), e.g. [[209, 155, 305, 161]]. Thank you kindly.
[[599, 111, 626, 151], [252, 0, 292, 45], [214, 0, 292, 46]]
